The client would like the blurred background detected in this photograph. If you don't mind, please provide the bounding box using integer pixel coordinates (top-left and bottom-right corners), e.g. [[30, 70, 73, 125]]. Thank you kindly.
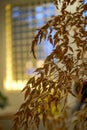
[[0, 0, 56, 129], [0, 0, 87, 129]]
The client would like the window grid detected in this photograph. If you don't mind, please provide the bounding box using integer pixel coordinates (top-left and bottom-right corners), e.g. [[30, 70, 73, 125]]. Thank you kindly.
[[5, 0, 56, 90], [12, 2, 56, 81]]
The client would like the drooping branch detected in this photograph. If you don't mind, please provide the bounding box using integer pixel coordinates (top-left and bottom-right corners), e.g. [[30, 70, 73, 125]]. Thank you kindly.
[[12, 0, 87, 130]]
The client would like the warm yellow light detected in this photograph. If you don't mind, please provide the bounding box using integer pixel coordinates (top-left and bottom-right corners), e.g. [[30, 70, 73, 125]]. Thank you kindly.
[[5, 5, 44, 91], [5, 4, 28, 91], [5, 4, 13, 90], [5, 4, 11, 10], [4, 80, 27, 91]]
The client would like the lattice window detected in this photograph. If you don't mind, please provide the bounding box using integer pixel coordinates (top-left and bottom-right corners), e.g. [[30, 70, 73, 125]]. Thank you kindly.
[[5, 1, 56, 90]]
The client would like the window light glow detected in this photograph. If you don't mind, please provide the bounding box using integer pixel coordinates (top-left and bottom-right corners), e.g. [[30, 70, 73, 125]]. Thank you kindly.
[[5, 5, 26, 91], [84, 0, 87, 4], [5, 3, 56, 91], [5, 4, 13, 88], [4, 80, 26, 90]]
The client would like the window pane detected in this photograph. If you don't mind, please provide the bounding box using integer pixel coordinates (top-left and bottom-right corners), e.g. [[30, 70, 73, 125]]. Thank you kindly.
[[12, 3, 56, 79], [84, 0, 87, 4], [5, 1, 56, 90]]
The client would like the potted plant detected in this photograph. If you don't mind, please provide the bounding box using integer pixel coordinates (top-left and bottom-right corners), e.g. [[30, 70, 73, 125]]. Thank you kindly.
[[0, 92, 8, 130], [0, 91, 8, 109], [12, 0, 87, 130]]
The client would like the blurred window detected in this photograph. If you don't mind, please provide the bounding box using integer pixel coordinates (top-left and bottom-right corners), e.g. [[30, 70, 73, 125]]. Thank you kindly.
[[5, 1, 56, 90]]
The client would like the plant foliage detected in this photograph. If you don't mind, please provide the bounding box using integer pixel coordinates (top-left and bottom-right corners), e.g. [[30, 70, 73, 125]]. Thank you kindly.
[[12, 0, 87, 130]]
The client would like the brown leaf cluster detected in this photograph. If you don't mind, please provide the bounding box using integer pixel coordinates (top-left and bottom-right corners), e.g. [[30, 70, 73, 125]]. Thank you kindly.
[[12, 0, 87, 130]]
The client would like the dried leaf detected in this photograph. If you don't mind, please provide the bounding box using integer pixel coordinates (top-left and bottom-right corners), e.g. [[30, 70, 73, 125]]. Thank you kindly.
[[62, 47, 68, 55], [25, 88, 30, 100], [68, 46, 74, 52], [48, 35, 53, 45]]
